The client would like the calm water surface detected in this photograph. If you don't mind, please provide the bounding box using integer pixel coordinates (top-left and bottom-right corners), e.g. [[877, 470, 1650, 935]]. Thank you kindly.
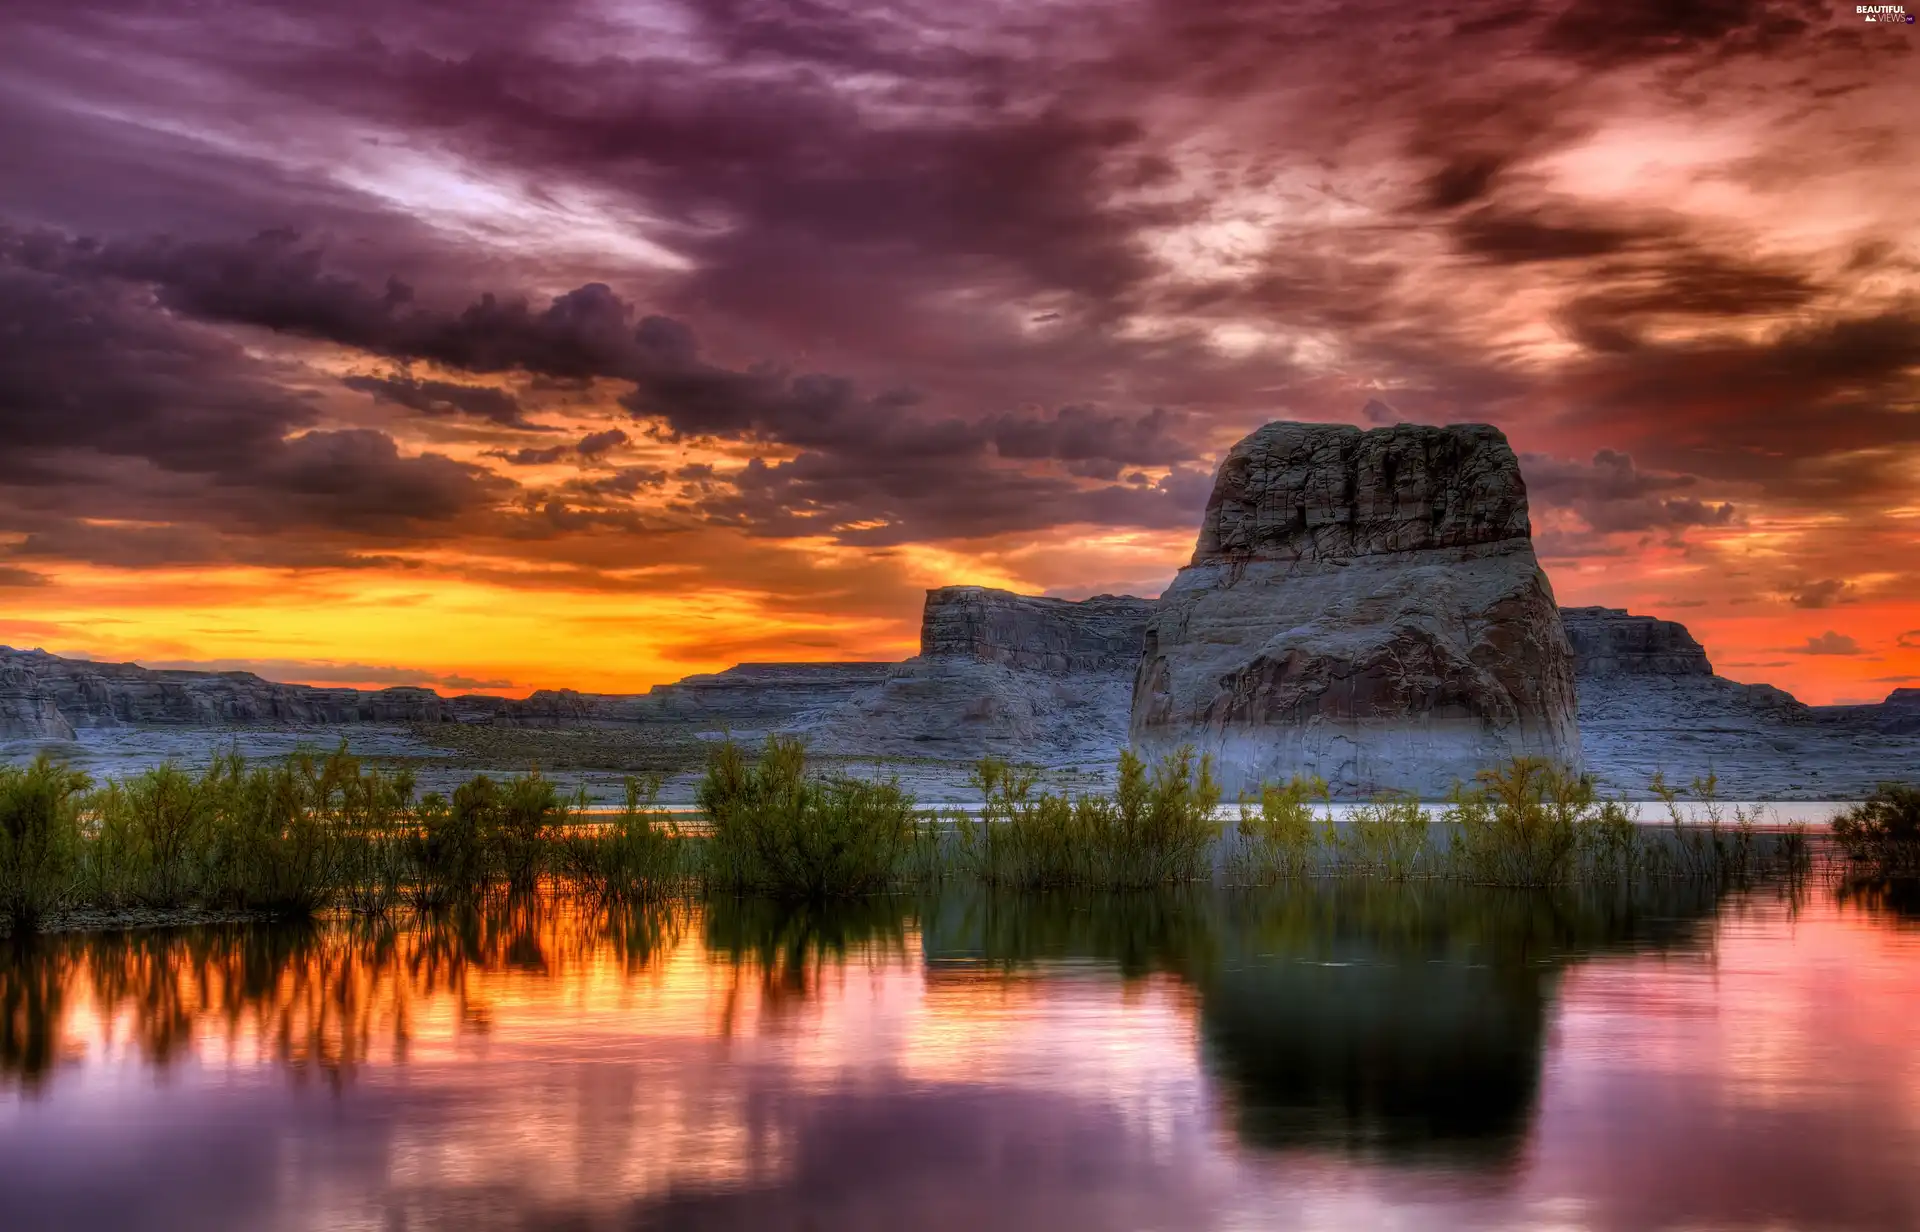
[[3, 879, 1918, 1231]]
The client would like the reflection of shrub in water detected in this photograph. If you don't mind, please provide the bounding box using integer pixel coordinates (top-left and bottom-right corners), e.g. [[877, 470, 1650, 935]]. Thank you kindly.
[[921, 878, 1717, 1165], [1836, 875, 1920, 921], [704, 894, 913, 1020], [918, 885, 1214, 981], [0, 896, 689, 1091]]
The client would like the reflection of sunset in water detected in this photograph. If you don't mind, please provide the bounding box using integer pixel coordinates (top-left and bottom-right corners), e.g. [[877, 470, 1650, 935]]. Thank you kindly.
[[3, 884, 1920, 1230]]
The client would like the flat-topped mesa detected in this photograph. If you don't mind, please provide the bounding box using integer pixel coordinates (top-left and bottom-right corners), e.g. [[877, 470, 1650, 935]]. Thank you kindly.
[[1132, 420, 1582, 798], [921, 586, 1154, 674], [799, 586, 1152, 765], [1559, 606, 1712, 678]]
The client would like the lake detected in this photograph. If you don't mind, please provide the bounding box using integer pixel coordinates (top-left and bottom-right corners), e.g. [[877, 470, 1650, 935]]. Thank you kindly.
[[3, 877, 1917, 1230]]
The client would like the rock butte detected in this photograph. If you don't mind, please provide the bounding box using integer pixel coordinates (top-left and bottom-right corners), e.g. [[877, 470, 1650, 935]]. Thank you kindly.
[[1131, 421, 1582, 797]]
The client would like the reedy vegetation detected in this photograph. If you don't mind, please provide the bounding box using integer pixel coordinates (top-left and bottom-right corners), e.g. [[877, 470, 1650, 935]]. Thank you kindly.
[[1831, 783, 1920, 874], [0, 738, 1861, 933]]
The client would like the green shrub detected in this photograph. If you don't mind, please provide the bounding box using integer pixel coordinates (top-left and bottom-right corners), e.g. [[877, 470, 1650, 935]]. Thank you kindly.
[[85, 762, 218, 907], [956, 759, 1088, 888], [699, 737, 916, 898], [201, 751, 337, 917], [1832, 783, 1920, 873], [0, 757, 91, 931], [957, 747, 1220, 889], [1444, 758, 1590, 887], [317, 753, 414, 916], [1650, 771, 1758, 882], [1230, 775, 1329, 883], [1338, 794, 1430, 881], [409, 776, 500, 907], [562, 775, 684, 902], [497, 771, 564, 893], [1574, 797, 1644, 883]]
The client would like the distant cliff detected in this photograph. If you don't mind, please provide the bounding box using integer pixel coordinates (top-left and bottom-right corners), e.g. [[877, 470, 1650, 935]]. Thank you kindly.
[[799, 586, 1152, 765], [0, 646, 891, 739], [1555, 607, 1920, 796]]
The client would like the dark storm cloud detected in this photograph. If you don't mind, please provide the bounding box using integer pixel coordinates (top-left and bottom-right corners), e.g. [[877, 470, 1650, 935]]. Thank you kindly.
[[0, 243, 513, 567], [1787, 578, 1856, 610], [576, 428, 628, 457], [17, 228, 1204, 542], [493, 445, 569, 467], [0, 0, 1913, 593], [1789, 631, 1863, 656], [342, 373, 533, 427], [1538, 0, 1823, 67], [1522, 450, 1737, 534]]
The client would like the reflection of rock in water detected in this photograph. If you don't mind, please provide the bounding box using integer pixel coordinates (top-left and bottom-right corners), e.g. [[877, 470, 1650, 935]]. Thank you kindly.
[[1201, 883, 1716, 1161], [1199, 913, 1546, 1158], [920, 881, 1718, 1163]]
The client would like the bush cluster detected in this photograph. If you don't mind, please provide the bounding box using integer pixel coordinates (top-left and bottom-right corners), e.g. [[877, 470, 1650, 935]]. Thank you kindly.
[[953, 748, 1221, 889]]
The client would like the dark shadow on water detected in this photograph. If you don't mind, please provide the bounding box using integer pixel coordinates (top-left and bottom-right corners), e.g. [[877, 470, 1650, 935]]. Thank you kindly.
[[1836, 874, 1920, 922], [920, 878, 1722, 1164]]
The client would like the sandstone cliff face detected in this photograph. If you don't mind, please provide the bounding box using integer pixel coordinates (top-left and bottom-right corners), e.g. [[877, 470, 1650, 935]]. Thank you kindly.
[[800, 587, 1151, 765], [0, 648, 452, 727], [921, 587, 1154, 673], [0, 663, 75, 740], [1131, 421, 1581, 797], [1560, 606, 1712, 678]]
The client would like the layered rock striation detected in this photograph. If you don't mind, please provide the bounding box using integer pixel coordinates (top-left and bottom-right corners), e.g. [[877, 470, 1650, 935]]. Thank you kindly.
[[0, 645, 893, 738], [0, 662, 75, 740], [0, 647, 452, 729], [800, 587, 1152, 765], [1131, 421, 1582, 797]]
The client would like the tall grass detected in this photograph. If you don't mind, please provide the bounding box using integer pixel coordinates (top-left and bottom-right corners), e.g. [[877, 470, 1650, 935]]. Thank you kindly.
[[1445, 758, 1598, 887], [1649, 771, 1759, 881], [1230, 775, 1329, 883], [560, 775, 684, 902], [699, 736, 917, 898], [955, 747, 1221, 889]]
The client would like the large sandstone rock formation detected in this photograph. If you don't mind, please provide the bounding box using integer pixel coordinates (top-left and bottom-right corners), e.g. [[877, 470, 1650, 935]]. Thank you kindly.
[[800, 586, 1151, 765], [1131, 421, 1581, 797]]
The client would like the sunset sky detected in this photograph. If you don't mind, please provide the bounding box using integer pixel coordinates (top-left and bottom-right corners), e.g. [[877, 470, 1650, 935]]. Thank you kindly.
[[0, 0, 1914, 704]]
